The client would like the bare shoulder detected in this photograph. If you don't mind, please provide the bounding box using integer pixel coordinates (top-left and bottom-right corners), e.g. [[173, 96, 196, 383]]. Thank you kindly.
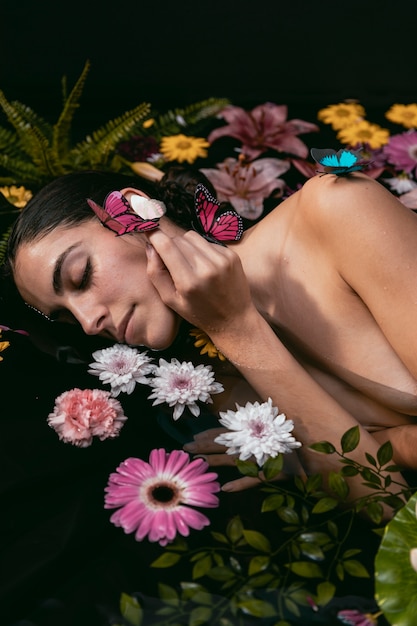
[[297, 172, 417, 244]]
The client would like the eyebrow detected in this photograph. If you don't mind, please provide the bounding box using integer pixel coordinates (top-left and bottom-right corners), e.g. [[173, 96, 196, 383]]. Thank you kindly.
[[53, 243, 81, 295]]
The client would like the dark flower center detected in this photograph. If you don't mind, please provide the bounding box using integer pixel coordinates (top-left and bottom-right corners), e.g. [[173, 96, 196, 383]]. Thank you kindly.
[[152, 484, 175, 502]]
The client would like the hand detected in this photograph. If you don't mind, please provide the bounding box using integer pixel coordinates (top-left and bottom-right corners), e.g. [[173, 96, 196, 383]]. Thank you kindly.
[[145, 229, 255, 337], [183, 428, 293, 492]]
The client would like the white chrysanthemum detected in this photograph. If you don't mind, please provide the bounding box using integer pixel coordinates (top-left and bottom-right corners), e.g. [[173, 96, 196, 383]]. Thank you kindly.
[[88, 344, 155, 397], [385, 176, 417, 194], [214, 397, 302, 466], [147, 358, 224, 420]]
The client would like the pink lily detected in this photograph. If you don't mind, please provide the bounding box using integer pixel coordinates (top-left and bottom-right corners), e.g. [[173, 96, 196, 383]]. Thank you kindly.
[[337, 609, 382, 626], [208, 103, 319, 160], [201, 156, 290, 220]]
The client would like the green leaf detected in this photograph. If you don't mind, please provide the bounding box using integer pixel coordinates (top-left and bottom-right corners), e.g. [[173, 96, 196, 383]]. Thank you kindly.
[[286, 561, 323, 578], [315, 581, 336, 606], [248, 555, 270, 575], [277, 506, 300, 525], [192, 555, 212, 579], [120, 593, 143, 626], [189, 606, 212, 626], [226, 516, 244, 543], [309, 441, 336, 454], [261, 493, 285, 512], [211, 531, 229, 544], [151, 552, 181, 568], [375, 491, 417, 626], [284, 597, 300, 617], [243, 529, 271, 553], [299, 542, 325, 562], [377, 440, 394, 466], [342, 559, 370, 578], [340, 465, 359, 477], [305, 473, 323, 493], [206, 566, 236, 581], [328, 471, 349, 499], [235, 459, 259, 477], [158, 583, 180, 605], [236, 599, 277, 618], [312, 497, 339, 514], [299, 531, 331, 546], [341, 425, 360, 453], [263, 455, 284, 480], [364, 501, 384, 525], [365, 452, 377, 467], [190, 591, 213, 606]]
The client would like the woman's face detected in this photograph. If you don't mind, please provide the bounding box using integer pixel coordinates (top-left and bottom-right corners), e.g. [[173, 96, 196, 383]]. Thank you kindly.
[[13, 218, 181, 350]]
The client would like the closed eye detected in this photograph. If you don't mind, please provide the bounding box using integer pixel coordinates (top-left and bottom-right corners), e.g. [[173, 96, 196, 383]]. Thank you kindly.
[[78, 258, 95, 290]]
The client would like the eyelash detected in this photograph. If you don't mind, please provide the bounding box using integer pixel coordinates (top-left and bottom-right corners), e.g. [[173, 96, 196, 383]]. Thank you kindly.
[[78, 258, 95, 290]]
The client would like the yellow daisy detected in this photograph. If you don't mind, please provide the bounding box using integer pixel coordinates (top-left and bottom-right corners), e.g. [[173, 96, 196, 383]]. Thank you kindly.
[[0, 185, 33, 208], [317, 103, 366, 130], [0, 335, 10, 361], [160, 134, 210, 164], [385, 104, 417, 129], [190, 328, 226, 361], [336, 121, 390, 149]]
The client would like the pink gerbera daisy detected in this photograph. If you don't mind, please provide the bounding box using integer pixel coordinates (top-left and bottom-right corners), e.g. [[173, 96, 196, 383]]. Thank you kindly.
[[104, 449, 220, 546]]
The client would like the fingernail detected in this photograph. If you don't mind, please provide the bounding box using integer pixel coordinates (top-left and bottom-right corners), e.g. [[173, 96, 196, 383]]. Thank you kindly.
[[221, 482, 234, 492], [183, 443, 197, 452]]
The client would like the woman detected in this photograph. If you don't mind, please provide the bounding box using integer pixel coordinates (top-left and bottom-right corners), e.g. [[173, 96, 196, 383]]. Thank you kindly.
[[5, 167, 417, 516]]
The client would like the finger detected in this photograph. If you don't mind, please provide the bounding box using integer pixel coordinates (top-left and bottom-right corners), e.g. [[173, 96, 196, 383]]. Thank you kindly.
[[193, 453, 238, 467], [184, 428, 228, 454], [221, 476, 262, 492]]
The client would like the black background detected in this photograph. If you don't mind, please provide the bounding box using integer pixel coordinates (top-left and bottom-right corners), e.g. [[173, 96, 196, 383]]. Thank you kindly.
[[1, 2, 416, 624], [2, 0, 417, 131]]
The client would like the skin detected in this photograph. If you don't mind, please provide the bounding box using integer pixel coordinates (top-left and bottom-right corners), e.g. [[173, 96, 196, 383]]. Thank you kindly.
[[13, 174, 417, 516]]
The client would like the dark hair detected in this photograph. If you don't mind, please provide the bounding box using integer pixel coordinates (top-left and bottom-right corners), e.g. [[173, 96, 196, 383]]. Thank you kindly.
[[6, 166, 216, 269], [0, 166, 217, 360]]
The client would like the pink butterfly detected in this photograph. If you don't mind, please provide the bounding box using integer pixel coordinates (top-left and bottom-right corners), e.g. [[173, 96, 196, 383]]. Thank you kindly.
[[193, 184, 243, 244], [87, 191, 163, 236]]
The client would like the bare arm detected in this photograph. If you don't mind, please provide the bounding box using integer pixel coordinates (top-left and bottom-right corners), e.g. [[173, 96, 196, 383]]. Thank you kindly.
[[145, 227, 407, 514]]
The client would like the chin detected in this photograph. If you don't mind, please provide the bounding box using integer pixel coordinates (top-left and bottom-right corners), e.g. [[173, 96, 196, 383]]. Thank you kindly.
[[132, 316, 181, 351]]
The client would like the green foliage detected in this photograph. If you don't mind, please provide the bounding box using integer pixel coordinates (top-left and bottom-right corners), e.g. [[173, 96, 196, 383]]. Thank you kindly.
[[0, 60, 230, 189], [375, 490, 417, 626], [117, 430, 414, 625]]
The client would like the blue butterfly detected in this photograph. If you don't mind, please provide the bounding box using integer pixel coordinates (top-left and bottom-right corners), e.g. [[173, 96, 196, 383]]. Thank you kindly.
[[310, 147, 365, 176]]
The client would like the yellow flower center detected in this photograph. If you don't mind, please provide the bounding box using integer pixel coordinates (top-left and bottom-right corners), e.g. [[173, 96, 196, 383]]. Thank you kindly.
[[176, 140, 192, 150]]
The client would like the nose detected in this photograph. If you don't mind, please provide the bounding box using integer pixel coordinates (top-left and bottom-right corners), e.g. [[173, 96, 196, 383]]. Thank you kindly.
[[68, 298, 108, 336]]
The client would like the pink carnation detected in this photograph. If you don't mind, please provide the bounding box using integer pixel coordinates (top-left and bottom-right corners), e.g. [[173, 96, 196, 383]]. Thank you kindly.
[[47, 387, 128, 447]]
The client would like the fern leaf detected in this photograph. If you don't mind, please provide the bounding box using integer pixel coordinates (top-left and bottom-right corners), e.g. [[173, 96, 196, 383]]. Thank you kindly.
[[146, 98, 230, 139], [52, 59, 91, 162], [0, 152, 48, 187], [0, 126, 23, 158], [0, 223, 12, 265], [0, 91, 62, 177], [68, 102, 151, 167]]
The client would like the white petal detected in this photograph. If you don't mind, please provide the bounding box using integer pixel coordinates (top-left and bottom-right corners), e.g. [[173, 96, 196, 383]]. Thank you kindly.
[[130, 195, 166, 219]]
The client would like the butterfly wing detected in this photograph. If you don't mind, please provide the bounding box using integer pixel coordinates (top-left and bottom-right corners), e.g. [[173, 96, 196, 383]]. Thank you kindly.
[[87, 191, 160, 236], [310, 148, 364, 175], [194, 184, 243, 243], [210, 211, 244, 242]]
